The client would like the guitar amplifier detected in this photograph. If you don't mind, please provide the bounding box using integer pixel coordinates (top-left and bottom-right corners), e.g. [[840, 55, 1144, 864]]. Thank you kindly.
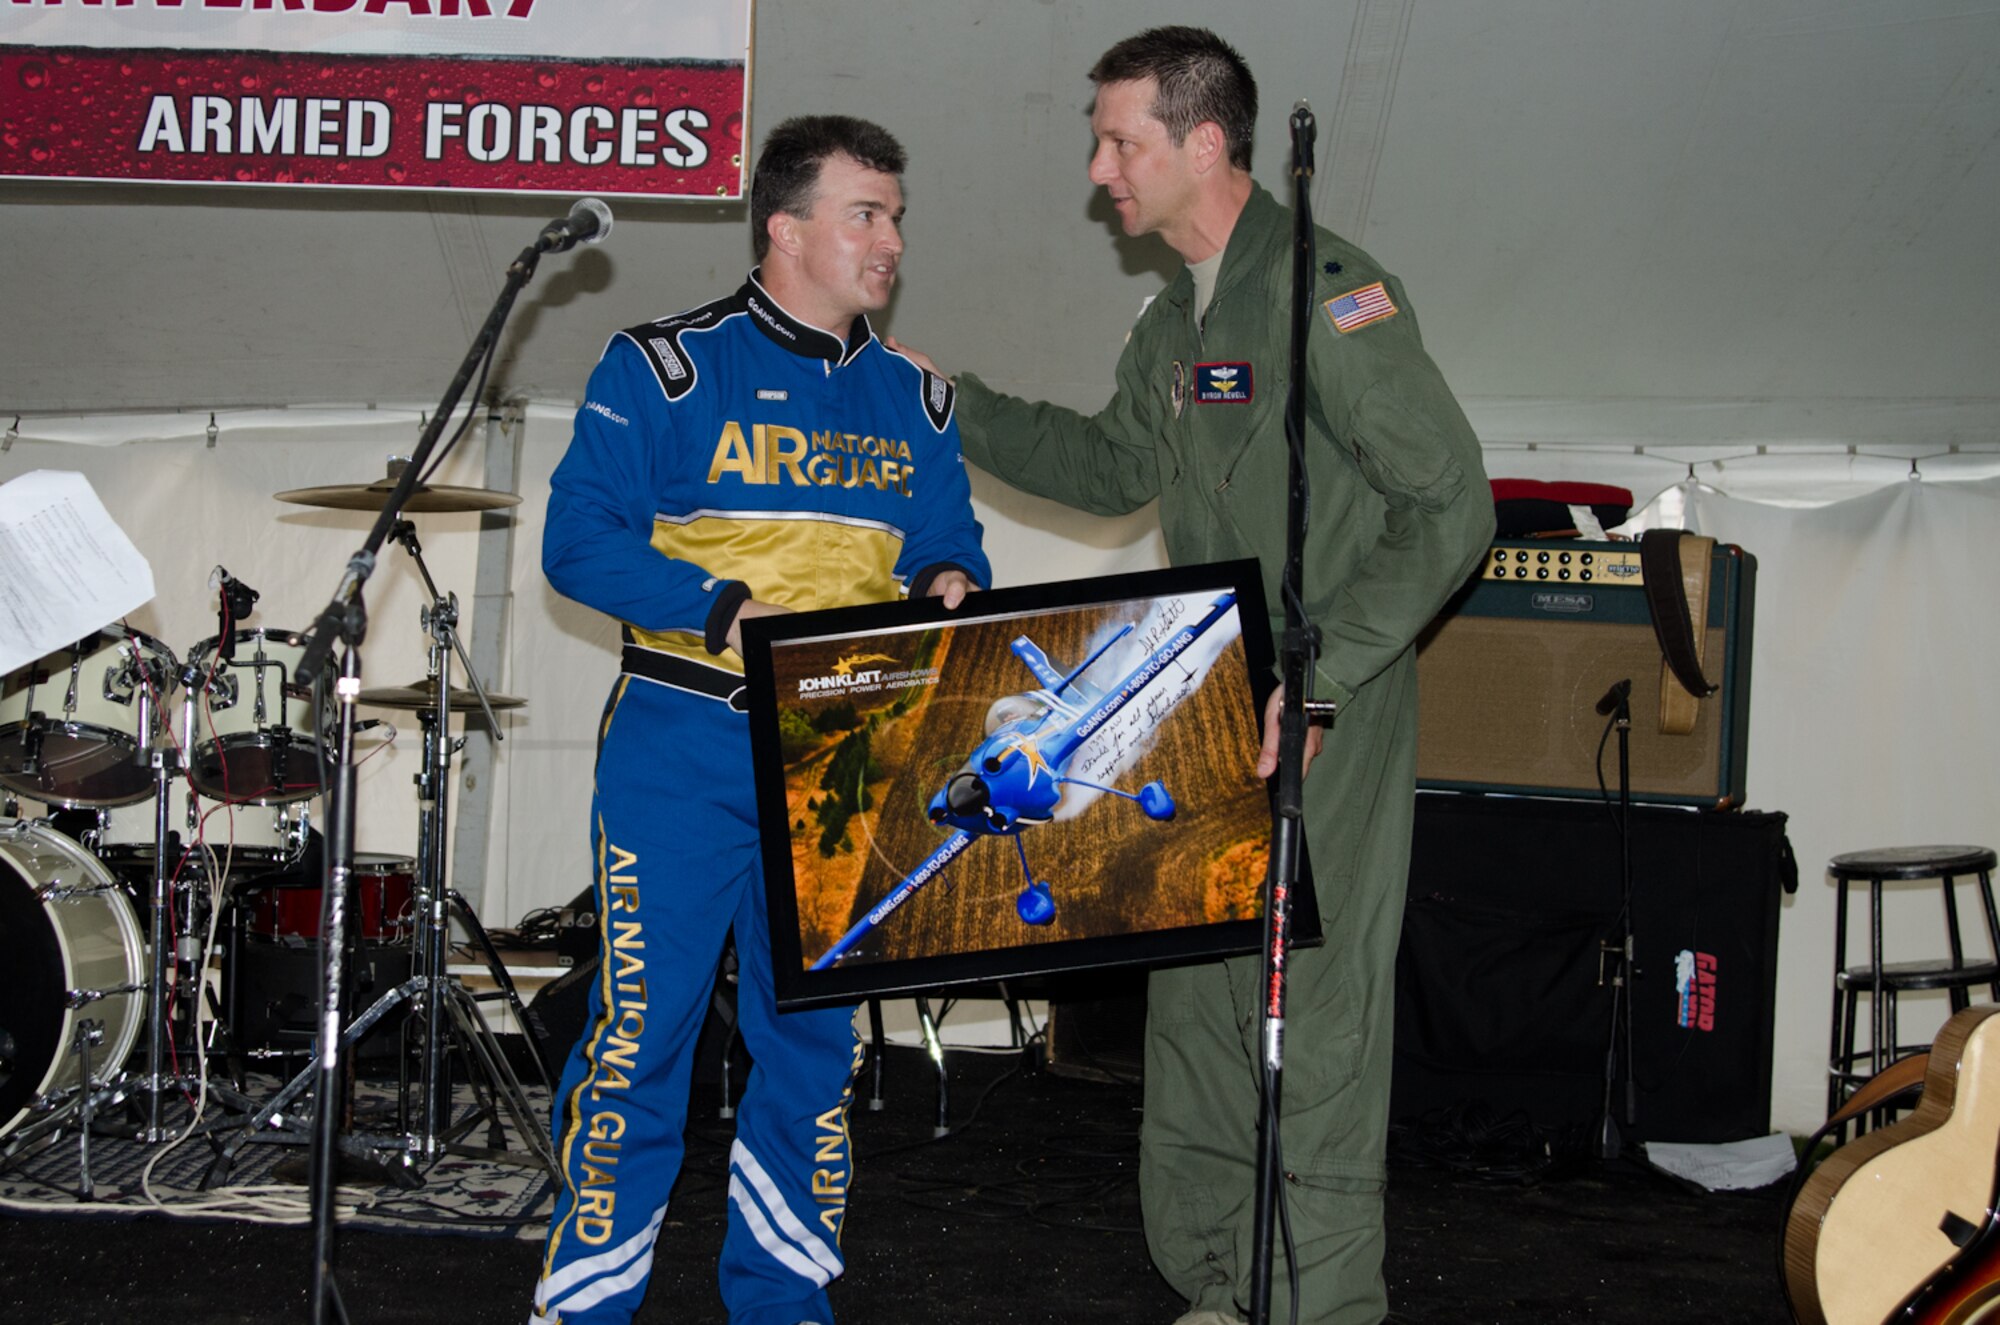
[[1414, 539, 1756, 808]]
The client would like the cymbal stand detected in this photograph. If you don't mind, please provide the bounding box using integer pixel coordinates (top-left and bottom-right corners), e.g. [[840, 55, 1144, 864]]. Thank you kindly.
[[390, 519, 551, 1171]]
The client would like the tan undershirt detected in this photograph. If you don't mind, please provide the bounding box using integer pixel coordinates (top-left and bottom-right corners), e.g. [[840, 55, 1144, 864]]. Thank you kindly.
[[1190, 249, 1224, 328]]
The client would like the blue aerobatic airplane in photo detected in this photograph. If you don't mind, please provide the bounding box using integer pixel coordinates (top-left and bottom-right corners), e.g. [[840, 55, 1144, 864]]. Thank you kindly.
[[809, 590, 1241, 970]]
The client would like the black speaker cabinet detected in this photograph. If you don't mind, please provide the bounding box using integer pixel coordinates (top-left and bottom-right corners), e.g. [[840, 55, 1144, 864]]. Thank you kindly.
[[1392, 793, 1793, 1144], [1044, 969, 1148, 1083], [226, 938, 412, 1063], [1414, 540, 1756, 808]]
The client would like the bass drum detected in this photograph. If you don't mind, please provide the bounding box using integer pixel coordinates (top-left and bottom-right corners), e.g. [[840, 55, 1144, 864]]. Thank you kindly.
[[0, 819, 146, 1138]]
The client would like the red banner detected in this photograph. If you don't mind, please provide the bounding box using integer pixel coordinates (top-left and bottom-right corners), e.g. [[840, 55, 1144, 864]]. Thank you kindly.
[[2, 45, 747, 196]]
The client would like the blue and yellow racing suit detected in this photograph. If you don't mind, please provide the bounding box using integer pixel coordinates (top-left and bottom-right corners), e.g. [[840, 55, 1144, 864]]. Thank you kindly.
[[531, 271, 989, 1325]]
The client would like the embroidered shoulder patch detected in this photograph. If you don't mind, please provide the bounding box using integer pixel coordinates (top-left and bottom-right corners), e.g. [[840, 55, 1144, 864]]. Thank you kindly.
[[1323, 281, 1397, 334], [920, 369, 955, 433], [619, 297, 731, 401]]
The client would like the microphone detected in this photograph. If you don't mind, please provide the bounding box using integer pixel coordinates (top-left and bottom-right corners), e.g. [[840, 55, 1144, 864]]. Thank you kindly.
[[1289, 99, 1316, 174], [536, 197, 614, 253], [1595, 678, 1633, 716], [212, 566, 259, 661]]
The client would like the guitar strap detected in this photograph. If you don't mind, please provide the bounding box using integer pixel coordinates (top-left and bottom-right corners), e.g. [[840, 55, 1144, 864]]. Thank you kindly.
[[1640, 529, 1719, 736]]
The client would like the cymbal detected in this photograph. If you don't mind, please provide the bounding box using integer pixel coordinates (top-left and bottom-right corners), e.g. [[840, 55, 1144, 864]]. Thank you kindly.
[[275, 479, 523, 513], [357, 679, 527, 713]]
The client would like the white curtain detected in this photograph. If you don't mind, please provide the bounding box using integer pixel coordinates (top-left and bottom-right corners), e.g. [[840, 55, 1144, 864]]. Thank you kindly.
[[1680, 475, 2000, 1131]]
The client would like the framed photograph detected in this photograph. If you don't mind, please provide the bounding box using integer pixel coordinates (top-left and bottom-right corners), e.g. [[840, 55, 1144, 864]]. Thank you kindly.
[[741, 558, 1318, 1010]]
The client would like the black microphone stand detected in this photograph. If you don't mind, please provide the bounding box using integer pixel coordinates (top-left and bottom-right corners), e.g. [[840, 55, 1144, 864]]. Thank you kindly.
[[290, 215, 583, 1325], [1249, 102, 1335, 1325], [1594, 679, 1637, 1160]]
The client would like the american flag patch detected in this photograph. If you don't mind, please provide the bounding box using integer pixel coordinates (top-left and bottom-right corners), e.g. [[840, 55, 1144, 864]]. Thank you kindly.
[[1324, 281, 1397, 333]]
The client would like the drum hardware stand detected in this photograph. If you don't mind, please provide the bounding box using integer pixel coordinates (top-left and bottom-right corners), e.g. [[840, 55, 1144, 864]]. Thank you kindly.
[[0, 1018, 115, 1197], [420, 888, 553, 1166], [194, 963, 426, 1191], [71, 1018, 104, 1198], [0, 922, 149, 1191], [126, 652, 263, 1141], [136, 678, 181, 1142]]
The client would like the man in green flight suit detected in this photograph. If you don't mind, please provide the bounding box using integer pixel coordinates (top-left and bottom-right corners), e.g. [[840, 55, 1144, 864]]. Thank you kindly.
[[894, 26, 1494, 1325]]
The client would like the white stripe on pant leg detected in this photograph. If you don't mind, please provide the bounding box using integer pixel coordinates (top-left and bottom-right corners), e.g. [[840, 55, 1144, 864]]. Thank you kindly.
[[730, 1139, 845, 1278], [550, 1242, 662, 1318], [727, 1174, 833, 1288], [537, 1203, 669, 1311]]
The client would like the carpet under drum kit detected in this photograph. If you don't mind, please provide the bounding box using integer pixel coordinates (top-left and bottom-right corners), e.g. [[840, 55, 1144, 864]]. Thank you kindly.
[[0, 463, 556, 1197]]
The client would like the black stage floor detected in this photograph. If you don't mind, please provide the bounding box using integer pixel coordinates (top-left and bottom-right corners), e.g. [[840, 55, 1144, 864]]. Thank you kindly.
[[0, 1043, 1792, 1324]]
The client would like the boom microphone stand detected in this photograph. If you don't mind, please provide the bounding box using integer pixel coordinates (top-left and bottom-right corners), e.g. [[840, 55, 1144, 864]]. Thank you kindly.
[[290, 198, 611, 1325], [1249, 102, 1337, 1325]]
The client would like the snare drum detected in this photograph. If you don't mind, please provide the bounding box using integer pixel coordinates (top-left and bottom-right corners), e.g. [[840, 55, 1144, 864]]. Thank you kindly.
[[0, 631, 178, 808], [184, 629, 330, 806], [90, 792, 314, 874], [0, 819, 146, 1138], [245, 853, 415, 945]]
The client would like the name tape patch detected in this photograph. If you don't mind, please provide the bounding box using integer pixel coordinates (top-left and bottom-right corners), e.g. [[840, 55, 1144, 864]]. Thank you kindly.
[[1195, 362, 1253, 404]]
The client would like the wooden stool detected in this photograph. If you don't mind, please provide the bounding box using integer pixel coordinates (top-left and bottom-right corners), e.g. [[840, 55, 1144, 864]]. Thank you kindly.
[[1827, 845, 2000, 1131]]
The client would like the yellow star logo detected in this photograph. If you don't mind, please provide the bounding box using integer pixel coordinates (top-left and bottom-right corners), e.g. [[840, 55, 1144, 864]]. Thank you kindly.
[[833, 652, 897, 676], [1001, 736, 1053, 786]]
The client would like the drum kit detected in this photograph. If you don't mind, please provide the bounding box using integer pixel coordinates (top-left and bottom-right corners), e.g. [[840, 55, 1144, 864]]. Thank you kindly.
[[0, 464, 555, 1194]]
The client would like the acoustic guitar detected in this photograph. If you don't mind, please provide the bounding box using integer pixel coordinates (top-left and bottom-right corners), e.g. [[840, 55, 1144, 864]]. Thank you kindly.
[[1784, 1005, 2000, 1324]]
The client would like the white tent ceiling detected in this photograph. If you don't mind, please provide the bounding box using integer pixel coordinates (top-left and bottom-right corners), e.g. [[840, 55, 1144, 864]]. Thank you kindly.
[[6, 0, 1996, 476]]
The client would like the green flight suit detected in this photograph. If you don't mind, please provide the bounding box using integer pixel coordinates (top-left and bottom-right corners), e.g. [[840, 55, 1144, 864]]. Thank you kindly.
[[955, 182, 1494, 1324]]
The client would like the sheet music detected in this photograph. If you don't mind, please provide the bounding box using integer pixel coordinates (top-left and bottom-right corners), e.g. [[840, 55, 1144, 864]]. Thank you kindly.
[[0, 470, 155, 674]]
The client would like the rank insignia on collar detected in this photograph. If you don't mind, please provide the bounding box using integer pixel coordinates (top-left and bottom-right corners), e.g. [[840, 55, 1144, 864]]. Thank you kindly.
[[1171, 360, 1187, 418], [1195, 362, 1253, 404], [1324, 281, 1397, 333]]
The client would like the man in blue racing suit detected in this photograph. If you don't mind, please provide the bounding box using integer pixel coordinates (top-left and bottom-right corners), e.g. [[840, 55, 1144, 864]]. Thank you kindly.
[[530, 115, 990, 1325]]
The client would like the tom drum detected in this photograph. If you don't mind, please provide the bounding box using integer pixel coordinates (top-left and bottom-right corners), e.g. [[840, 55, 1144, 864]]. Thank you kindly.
[[0, 630, 178, 808], [184, 629, 330, 806]]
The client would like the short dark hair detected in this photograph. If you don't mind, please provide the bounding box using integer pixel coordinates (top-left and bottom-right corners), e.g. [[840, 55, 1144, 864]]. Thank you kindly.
[[750, 116, 907, 261], [1090, 26, 1257, 171]]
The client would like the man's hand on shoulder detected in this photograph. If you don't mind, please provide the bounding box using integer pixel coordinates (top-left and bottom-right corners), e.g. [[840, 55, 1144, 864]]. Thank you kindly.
[[883, 334, 952, 383], [924, 570, 975, 609], [726, 598, 795, 655]]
